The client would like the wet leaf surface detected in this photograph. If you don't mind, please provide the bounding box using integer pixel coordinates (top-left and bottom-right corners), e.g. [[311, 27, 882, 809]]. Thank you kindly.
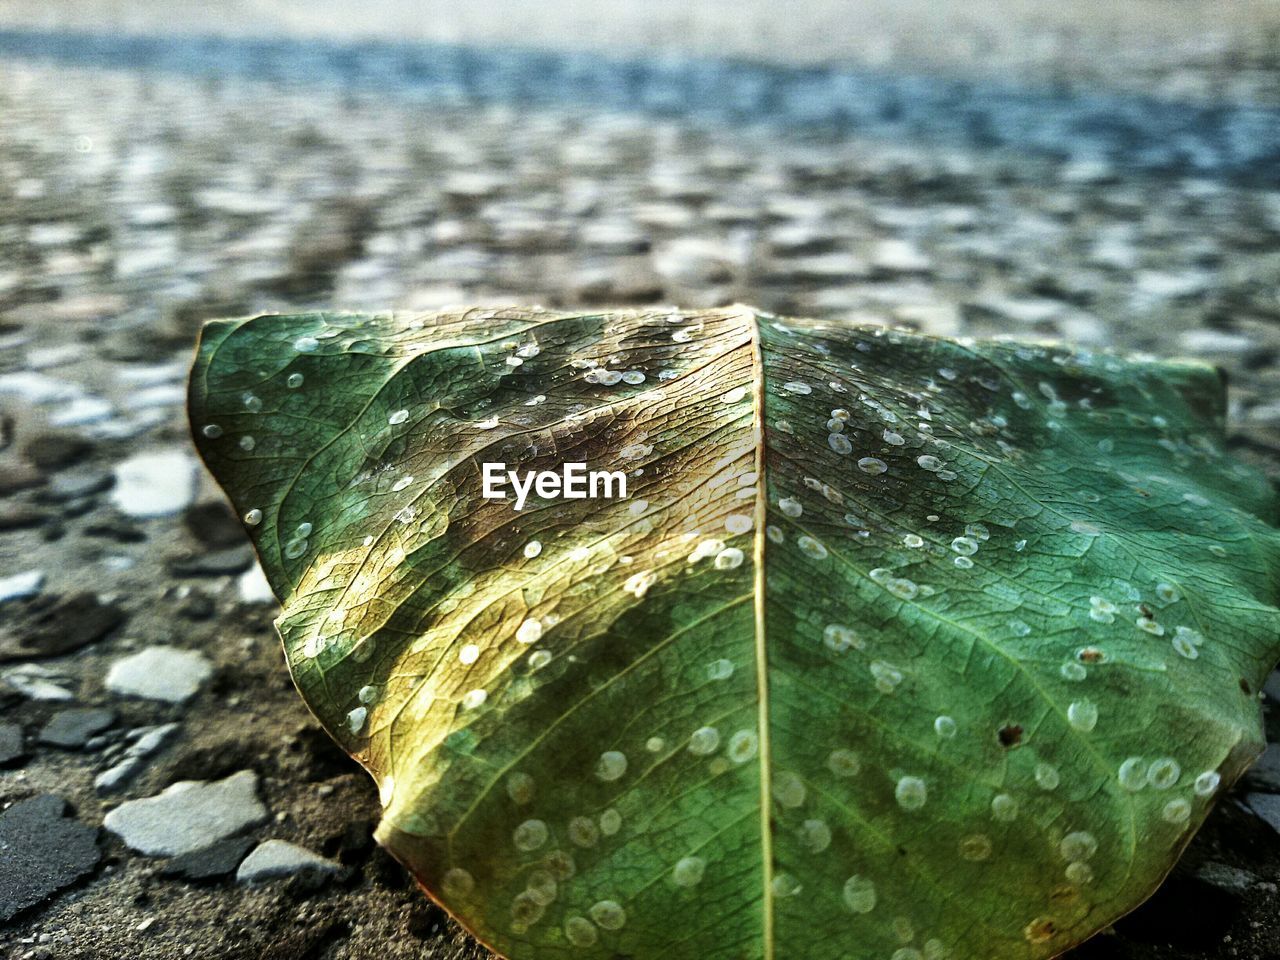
[[190, 307, 1280, 960]]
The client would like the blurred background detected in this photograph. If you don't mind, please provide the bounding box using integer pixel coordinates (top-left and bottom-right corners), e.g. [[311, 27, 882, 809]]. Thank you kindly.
[[1, 2, 1280, 959]]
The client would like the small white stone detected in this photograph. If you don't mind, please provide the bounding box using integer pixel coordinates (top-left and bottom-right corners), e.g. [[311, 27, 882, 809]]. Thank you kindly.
[[0, 569, 44, 604], [237, 563, 276, 605], [106, 646, 213, 704], [110, 450, 199, 518], [236, 840, 339, 883], [104, 770, 267, 856]]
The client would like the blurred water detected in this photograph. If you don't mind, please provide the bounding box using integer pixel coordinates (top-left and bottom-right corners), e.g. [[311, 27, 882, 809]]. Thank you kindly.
[[2, 27, 1278, 184]]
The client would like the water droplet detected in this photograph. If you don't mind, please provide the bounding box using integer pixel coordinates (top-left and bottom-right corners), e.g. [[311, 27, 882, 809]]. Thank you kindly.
[[991, 794, 1018, 822], [823, 624, 861, 653], [1118, 757, 1147, 791], [959, 834, 992, 861], [772, 771, 806, 808], [201, 424, 223, 439], [442, 868, 475, 898], [693, 659, 732, 686], [1066, 861, 1094, 884], [1194, 770, 1221, 796], [507, 773, 535, 804], [827, 749, 860, 777], [857, 457, 888, 475], [778, 497, 802, 518], [672, 856, 706, 887], [797, 536, 828, 560], [243, 508, 262, 526], [688, 726, 720, 755], [1060, 661, 1088, 681], [568, 816, 599, 848], [1060, 831, 1097, 861], [595, 750, 627, 782], [715, 547, 745, 570], [345, 706, 367, 734], [1162, 798, 1192, 824], [934, 716, 957, 738], [1035, 763, 1060, 790], [589, 900, 626, 930], [727, 730, 759, 763], [771, 873, 802, 897], [513, 819, 549, 851], [917, 455, 943, 472], [1067, 701, 1098, 732], [871, 661, 904, 693], [564, 916, 597, 947], [895, 776, 927, 810], [1147, 757, 1181, 789], [842, 875, 876, 913]]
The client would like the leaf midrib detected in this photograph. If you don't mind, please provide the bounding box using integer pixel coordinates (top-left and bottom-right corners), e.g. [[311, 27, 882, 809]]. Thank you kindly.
[[747, 307, 775, 960]]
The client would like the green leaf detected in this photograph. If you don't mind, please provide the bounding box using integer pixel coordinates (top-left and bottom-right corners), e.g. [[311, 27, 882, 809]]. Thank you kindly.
[[189, 308, 1280, 960]]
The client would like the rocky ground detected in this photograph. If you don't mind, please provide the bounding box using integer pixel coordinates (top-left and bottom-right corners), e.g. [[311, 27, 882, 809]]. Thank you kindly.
[[1, 20, 1280, 960]]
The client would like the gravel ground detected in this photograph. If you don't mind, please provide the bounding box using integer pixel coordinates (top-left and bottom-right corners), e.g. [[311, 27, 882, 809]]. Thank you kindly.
[[1, 14, 1280, 960]]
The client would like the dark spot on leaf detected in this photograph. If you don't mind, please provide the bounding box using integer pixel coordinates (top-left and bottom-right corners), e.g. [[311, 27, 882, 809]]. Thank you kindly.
[[998, 724, 1023, 748]]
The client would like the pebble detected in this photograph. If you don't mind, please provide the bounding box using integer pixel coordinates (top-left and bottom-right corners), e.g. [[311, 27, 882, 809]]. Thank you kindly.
[[0, 463, 44, 496], [0, 570, 44, 604], [158, 835, 256, 881], [871, 239, 931, 275], [235, 839, 340, 884], [0, 593, 127, 661], [42, 466, 113, 502], [103, 770, 267, 856], [1246, 744, 1280, 792], [1196, 862, 1259, 893], [0, 722, 26, 766], [1177, 328, 1256, 356], [109, 450, 200, 518], [1, 664, 74, 701], [38, 708, 117, 749], [105, 646, 212, 703], [1246, 793, 1280, 834], [21, 434, 90, 471], [167, 545, 255, 577], [0, 795, 101, 922], [237, 564, 276, 605], [94, 722, 181, 794]]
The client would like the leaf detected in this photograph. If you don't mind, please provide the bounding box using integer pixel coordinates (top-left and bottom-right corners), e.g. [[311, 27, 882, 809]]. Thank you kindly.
[[189, 307, 1280, 960]]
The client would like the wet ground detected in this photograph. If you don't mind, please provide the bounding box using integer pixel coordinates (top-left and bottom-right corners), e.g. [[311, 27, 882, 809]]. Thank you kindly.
[[1, 10, 1279, 960]]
